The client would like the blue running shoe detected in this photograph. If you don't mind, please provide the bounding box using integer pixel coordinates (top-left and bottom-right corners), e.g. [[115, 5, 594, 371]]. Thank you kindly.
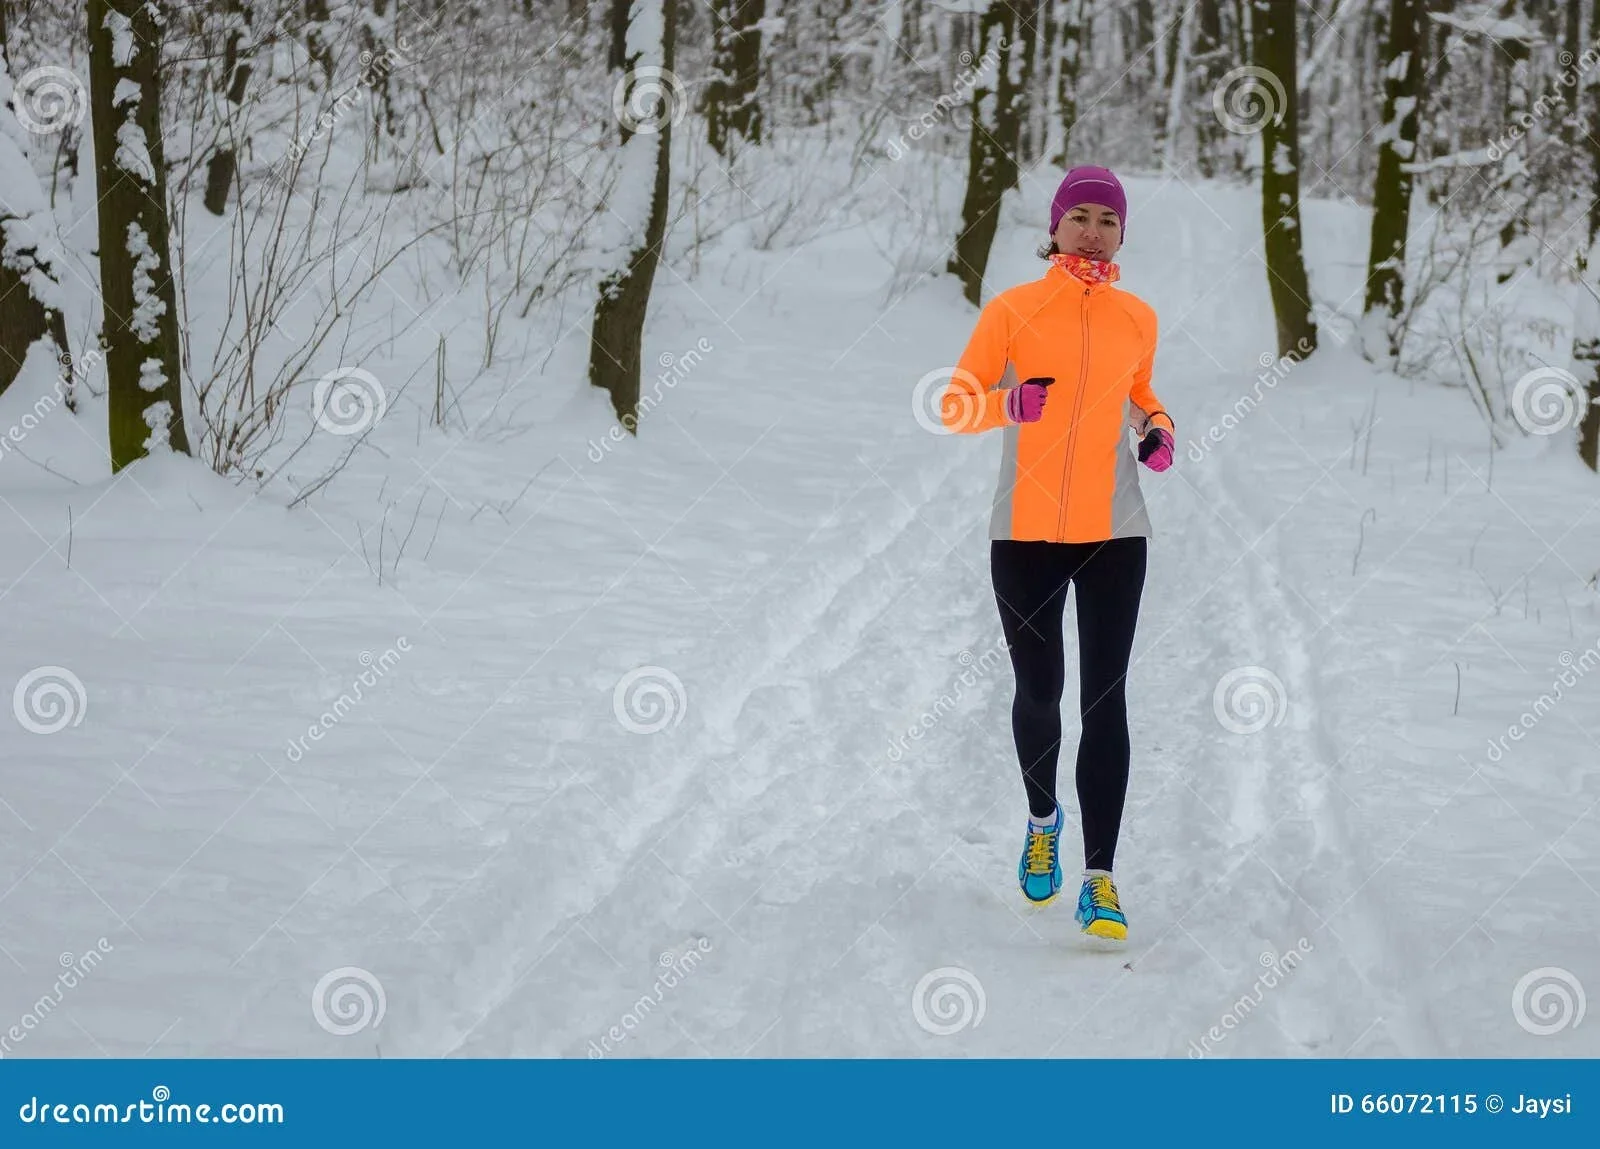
[[1075, 873, 1127, 939], [1017, 805, 1064, 904]]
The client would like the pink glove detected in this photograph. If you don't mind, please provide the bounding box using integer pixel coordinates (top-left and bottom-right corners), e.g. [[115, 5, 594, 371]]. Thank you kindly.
[[1005, 377, 1053, 424], [1138, 427, 1174, 472]]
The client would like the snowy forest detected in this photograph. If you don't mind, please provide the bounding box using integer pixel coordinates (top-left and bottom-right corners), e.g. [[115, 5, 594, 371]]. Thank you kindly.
[[0, 0, 1596, 1059]]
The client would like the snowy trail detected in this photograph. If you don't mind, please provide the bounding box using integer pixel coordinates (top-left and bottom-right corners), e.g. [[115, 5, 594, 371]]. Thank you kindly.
[[429, 173, 1415, 1057], [11, 172, 1592, 1059]]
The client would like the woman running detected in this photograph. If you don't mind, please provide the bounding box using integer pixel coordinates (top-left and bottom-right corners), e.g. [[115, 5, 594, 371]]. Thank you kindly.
[[940, 165, 1174, 940]]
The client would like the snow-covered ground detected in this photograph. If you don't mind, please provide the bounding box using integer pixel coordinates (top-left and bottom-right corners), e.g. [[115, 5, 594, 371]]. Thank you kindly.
[[1, 170, 1596, 1058]]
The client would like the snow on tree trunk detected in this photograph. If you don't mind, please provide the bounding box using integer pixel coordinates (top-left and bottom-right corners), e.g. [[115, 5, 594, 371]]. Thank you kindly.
[[588, 0, 677, 432], [1253, 0, 1317, 360], [1361, 0, 1423, 363], [0, 44, 69, 400], [950, 0, 1022, 307], [87, 0, 192, 469]]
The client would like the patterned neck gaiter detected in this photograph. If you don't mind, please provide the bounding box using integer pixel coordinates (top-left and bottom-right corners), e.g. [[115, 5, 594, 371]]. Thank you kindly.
[[1049, 252, 1121, 285]]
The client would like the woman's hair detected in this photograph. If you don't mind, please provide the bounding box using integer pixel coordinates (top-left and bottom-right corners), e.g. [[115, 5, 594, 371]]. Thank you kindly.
[[1036, 238, 1059, 260]]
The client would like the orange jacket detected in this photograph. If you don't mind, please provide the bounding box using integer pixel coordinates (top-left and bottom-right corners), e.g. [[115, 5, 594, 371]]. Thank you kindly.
[[942, 263, 1173, 543]]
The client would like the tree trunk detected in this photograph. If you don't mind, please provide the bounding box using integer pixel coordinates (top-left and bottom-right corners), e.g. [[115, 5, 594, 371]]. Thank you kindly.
[[1253, 0, 1317, 359], [950, 0, 1023, 306], [588, 0, 677, 431], [1018, 0, 1046, 165], [87, 0, 193, 469], [706, 0, 765, 156], [1034, 0, 1054, 162], [1051, 0, 1086, 165], [1562, 0, 1581, 149], [1014, 0, 1039, 167], [1160, 2, 1196, 170], [0, 25, 69, 400], [1494, 4, 1536, 284], [204, 1, 254, 216], [1192, 0, 1225, 177], [1361, 0, 1423, 362], [1576, 0, 1600, 470]]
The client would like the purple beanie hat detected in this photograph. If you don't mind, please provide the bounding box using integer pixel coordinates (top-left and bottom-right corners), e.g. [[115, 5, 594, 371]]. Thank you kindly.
[[1050, 165, 1127, 239]]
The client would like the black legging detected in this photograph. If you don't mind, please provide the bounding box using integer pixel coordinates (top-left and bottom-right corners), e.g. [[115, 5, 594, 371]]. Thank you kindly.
[[990, 537, 1147, 872]]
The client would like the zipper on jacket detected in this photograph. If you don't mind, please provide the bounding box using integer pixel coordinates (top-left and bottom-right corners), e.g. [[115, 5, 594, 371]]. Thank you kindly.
[[1057, 284, 1092, 540]]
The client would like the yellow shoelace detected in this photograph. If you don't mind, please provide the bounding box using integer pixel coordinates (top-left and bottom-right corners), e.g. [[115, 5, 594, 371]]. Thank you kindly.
[[1025, 830, 1056, 875], [1087, 875, 1121, 909]]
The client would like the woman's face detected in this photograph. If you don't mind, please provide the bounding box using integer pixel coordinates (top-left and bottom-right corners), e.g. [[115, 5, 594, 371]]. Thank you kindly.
[[1054, 202, 1123, 260]]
